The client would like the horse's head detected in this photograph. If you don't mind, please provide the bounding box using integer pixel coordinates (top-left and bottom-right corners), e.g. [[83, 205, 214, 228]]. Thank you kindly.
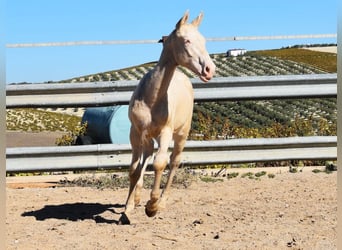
[[165, 11, 216, 82]]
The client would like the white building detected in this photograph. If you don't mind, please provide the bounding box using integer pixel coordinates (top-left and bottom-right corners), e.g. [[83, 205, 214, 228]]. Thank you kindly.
[[227, 49, 247, 57]]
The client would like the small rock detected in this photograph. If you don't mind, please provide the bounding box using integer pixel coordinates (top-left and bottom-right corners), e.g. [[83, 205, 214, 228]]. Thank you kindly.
[[325, 162, 337, 171], [193, 219, 204, 225], [287, 237, 297, 247]]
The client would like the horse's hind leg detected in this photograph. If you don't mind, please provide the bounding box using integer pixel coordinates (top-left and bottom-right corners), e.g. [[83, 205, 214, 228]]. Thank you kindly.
[[134, 139, 154, 206]]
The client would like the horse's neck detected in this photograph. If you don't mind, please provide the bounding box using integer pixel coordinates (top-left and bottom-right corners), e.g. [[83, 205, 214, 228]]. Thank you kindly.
[[145, 48, 177, 106]]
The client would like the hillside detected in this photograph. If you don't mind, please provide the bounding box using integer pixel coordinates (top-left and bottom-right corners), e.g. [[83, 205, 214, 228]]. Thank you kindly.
[[6, 47, 337, 140], [62, 48, 329, 83]]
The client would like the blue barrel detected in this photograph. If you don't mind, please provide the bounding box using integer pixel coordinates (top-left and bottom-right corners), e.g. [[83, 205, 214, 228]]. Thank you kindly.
[[80, 106, 130, 144]]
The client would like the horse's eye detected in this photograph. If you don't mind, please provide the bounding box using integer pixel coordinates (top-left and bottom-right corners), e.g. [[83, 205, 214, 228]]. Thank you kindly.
[[185, 39, 191, 45]]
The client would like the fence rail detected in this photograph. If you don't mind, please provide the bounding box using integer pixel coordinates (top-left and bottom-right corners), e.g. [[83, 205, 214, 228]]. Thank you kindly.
[[6, 34, 337, 48], [6, 74, 337, 108], [6, 74, 337, 173], [6, 136, 337, 173]]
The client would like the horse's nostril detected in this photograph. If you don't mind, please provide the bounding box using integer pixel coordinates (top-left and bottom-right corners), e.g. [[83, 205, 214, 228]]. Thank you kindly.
[[205, 66, 210, 74]]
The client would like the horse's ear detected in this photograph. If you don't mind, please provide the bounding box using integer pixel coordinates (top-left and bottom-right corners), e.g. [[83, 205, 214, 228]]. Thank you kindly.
[[191, 12, 203, 27], [176, 10, 189, 29]]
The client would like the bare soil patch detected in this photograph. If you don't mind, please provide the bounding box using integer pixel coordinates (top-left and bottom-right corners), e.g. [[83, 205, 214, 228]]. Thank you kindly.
[[6, 131, 67, 147], [6, 169, 337, 249], [303, 46, 337, 54]]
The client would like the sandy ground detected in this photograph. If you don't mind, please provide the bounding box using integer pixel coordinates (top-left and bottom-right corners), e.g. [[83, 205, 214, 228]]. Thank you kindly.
[[6, 168, 337, 250]]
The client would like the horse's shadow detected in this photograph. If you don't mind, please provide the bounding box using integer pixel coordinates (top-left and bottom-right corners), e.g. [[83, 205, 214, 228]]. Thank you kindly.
[[21, 202, 125, 224]]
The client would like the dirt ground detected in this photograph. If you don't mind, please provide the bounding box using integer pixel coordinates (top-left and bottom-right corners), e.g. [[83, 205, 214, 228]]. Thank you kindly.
[[6, 167, 337, 250], [6, 131, 67, 147], [303, 46, 337, 54]]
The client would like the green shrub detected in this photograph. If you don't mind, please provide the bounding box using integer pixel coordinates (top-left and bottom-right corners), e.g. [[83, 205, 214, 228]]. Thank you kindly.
[[254, 171, 267, 177], [227, 172, 239, 179]]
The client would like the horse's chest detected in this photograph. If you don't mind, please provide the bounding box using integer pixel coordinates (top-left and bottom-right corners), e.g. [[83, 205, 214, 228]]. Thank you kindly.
[[130, 100, 169, 133]]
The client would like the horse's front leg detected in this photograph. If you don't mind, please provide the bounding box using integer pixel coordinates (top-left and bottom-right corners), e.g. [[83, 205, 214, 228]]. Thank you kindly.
[[145, 129, 172, 217], [159, 135, 186, 209], [119, 127, 146, 225], [118, 148, 140, 224]]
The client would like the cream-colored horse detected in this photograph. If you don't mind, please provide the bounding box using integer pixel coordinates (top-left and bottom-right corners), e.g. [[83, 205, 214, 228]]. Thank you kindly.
[[119, 11, 215, 224]]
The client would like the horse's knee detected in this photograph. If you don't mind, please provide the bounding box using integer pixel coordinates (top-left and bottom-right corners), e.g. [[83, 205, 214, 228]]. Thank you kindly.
[[153, 152, 168, 171]]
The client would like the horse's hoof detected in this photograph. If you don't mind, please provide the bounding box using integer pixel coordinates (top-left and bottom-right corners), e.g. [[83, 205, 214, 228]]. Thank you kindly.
[[145, 207, 157, 217], [118, 213, 131, 225]]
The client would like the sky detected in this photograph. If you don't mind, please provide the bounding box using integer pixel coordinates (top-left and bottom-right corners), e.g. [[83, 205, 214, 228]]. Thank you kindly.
[[6, 0, 337, 84]]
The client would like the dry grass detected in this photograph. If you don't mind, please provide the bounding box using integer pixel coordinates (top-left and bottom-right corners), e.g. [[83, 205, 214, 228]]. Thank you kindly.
[[59, 168, 200, 190], [6, 108, 81, 132]]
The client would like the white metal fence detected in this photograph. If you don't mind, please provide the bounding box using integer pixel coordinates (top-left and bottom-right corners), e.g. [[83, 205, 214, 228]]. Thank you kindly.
[[6, 34, 337, 48], [6, 136, 337, 173], [6, 74, 337, 108], [6, 74, 337, 173]]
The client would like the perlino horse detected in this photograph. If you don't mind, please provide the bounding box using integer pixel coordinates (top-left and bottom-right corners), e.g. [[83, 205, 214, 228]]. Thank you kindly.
[[119, 11, 215, 224]]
